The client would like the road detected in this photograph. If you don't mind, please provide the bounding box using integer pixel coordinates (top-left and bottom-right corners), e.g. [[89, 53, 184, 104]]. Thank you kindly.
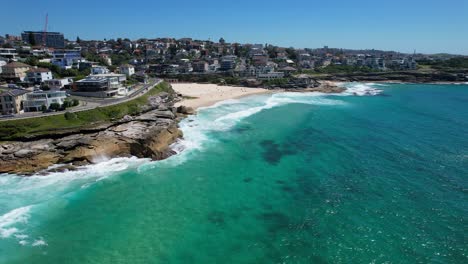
[[0, 79, 163, 122]]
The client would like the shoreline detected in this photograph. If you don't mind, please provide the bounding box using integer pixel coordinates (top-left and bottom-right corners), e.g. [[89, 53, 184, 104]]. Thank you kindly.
[[172, 83, 275, 110], [2, 81, 464, 176]]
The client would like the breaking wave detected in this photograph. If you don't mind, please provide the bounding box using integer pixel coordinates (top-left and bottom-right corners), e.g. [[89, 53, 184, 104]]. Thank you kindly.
[[165, 83, 384, 166], [0, 157, 148, 246]]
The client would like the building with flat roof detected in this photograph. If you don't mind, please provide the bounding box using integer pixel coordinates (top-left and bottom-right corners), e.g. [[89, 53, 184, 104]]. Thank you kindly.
[[51, 50, 82, 69], [43, 78, 73, 90], [23, 90, 67, 112], [74, 76, 124, 98], [91, 65, 110, 75], [21, 31, 65, 48], [0, 48, 18, 60]]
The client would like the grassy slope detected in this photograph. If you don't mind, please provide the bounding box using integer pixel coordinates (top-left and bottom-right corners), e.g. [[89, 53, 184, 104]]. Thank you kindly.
[[0, 82, 173, 141]]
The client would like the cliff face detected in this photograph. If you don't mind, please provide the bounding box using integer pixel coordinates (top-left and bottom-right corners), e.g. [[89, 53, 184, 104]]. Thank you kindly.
[[0, 94, 184, 175]]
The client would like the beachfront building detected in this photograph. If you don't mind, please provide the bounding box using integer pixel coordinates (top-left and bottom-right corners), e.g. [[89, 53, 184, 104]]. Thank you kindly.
[[220, 56, 237, 71], [23, 90, 67, 112], [74, 76, 124, 98], [21, 31, 65, 48], [0, 89, 30, 115], [192, 61, 208, 73], [119, 64, 135, 76], [1, 62, 31, 81], [25, 68, 53, 84], [91, 65, 110, 75], [256, 65, 285, 80]]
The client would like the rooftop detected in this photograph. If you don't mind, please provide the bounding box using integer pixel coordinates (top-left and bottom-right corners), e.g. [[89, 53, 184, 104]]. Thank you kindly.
[[4, 62, 30, 68], [0, 89, 30, 97], [27, 67, 51, 73]]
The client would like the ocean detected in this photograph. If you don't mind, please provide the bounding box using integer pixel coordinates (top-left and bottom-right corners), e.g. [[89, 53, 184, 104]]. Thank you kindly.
[[0, 83, 467, 263]]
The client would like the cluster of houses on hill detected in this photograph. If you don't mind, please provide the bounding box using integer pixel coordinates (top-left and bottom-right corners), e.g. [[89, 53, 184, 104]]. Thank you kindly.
[[1, 30, 461, 115], [0, 60, 139, 115], [0, 32, 145, 115]]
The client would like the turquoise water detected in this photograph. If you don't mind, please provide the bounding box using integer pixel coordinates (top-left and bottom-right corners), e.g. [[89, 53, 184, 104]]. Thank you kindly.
[[0, 83, 467, 263]]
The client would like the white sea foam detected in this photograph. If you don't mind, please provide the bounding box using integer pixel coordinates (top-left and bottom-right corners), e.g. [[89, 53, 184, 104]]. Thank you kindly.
[[341, 82, 384, 96], [0, 157, 149, 245], [0, 206, 31, 238], [32, 238, 48, 247]]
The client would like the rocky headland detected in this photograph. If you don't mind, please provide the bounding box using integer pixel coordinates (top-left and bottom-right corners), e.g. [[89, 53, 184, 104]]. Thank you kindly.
[[0, 92, 193, 175]]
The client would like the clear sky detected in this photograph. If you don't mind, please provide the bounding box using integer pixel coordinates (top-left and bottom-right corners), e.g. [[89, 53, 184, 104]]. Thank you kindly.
[[2, 0, 467, 54]]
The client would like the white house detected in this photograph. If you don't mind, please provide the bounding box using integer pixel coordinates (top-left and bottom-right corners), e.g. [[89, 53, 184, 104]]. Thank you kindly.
[[26, 67, 53, 84], [91, 65, 110, 75], [119, 64, 135, 76], [23, 90, 67, 112], [43, 78, 73, 90]]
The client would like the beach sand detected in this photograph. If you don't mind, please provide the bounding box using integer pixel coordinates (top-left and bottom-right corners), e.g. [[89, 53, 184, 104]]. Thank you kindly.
[[172, 83, 272, 110]]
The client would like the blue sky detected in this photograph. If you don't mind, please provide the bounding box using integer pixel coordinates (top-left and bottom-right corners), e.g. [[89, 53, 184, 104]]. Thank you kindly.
[[2, 0, 467, 54]]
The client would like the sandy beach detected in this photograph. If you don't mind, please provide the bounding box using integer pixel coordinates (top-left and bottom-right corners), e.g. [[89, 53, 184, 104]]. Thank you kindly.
[[172, 83, 272, 109]]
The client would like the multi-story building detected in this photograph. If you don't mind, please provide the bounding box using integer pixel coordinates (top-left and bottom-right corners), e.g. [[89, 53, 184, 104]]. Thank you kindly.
[[43, 78, 73, 90], [0, 48, 18, 60], [51, 50, 82, 69], [119, 64, 135, 76], [0, 89, 30, 115], [252, 54, 268, 66], [74, 76, 124, 98], [1, 62, 31, 81], [192, 61, 208, 73], [91, 65, 110, 75], [23, 90, 67, 112], [21, 31, 65, 48], [26, 68, 53, 84], [220, 55, 237, 71]]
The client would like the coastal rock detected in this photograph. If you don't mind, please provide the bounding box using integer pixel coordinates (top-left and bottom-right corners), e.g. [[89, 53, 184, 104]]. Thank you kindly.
[[176, 105, 195, 115], [0, 93, 184, 176]]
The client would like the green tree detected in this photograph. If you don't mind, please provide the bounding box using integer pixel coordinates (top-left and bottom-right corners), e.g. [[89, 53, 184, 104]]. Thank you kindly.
[[49, 103, 61, 111], [76, 36, 81, 43]]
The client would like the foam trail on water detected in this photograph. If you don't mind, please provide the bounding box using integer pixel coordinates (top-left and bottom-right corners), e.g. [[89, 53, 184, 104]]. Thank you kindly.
[[0, 157, 149, 246], [0, 206, 31, 239]]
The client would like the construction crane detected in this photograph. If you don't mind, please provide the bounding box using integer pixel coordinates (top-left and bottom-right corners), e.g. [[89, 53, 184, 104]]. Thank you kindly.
[[42, 13, 48, 47]]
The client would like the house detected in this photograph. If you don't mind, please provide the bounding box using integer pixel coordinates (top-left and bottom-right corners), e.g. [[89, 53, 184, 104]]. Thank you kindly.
[[51, 50, 82, 69], [0, 48, 18, 60], [26, 68, 53, 84], [0, 89, 30, 115], [220, 56, 237, 71], [23, 90, 67, 112], [91, 65, 110, 75], [252, 54, 268, 66], [192, 61, 209, 73], [134, 71, 149, 84], [0, 60, 6, 74], [43, 78, 73, 90], [119, 64, 135, 76], [73, 76, 124, 98], [278, 66, 297, 77], [1, 62, 31, 81]]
